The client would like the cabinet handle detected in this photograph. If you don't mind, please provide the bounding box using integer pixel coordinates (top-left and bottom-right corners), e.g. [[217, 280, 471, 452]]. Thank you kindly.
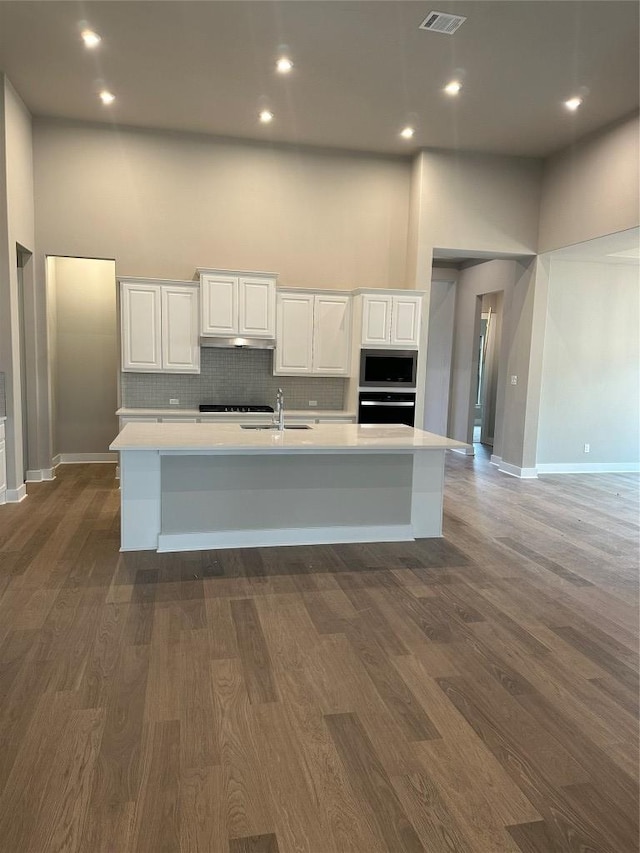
[[360, 401, 415, 407]]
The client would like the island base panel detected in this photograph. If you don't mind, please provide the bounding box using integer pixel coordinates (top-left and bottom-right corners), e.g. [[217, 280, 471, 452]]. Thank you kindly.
[[120, 450, 161, 550], [118, 449, 448, 551]]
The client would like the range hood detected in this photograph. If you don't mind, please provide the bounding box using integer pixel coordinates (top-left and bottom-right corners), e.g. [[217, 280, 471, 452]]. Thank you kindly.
[[200, 336, 276, 350]]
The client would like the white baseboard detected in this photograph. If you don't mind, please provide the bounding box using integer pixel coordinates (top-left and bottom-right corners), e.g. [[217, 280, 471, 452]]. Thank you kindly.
[[54, 452, 118, 465], [154, 523, 416, 554], [536, 462, 640, 474], [498, 460, 538, 479], [26, 468, 56, 482], [451, 446, 474, 456], [489, 456, 638, 477], [5, 484, 28, 502]]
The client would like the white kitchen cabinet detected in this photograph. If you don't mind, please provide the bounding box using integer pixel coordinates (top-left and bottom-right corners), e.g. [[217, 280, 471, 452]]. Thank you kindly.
[[199, 270, 276, 339], [0, 422, 6, 505], [161, 286, 200, 372], [275, 291, 351, 376], [360, 292, 423, 348], [121, 279, 200, 373], [121, 281, 162, 371], [313, 294, 352, 375], [275, 292, 314, 374], [361, 294, 393, 346], [390, 295, 422, 346]]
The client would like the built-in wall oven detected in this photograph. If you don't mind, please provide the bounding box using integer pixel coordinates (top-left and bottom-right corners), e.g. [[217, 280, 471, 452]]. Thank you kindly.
[[358, 391, 416, 427], [358, 348, 417, 426]]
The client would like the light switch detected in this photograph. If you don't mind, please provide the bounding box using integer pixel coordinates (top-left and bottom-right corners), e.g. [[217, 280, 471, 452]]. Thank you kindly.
[[510, 375, 518, 385]]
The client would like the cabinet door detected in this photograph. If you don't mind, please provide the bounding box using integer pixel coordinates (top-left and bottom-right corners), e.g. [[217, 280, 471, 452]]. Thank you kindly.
[[161, 286, 200, 373], [274, 293, 314, 374], [121, 282, 162, 371], [361, 294, 392, 345], [201, 274, 238, 336], [238, 276, 276, 338], [313, 294, 351, 375], [391, 295, 422, 347]]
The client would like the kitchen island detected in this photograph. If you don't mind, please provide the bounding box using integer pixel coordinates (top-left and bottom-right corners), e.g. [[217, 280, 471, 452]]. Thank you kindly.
[[110, 422, 466, 552]]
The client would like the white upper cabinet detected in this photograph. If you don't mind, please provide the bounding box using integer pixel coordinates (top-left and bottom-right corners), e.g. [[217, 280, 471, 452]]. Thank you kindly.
[[121, 279, 200, 373], [161, 286, 200, 372], [121, 282, 162, 371], [275, 291, 351, 376], [360, 292, 423, 348], [238, 276, 276, 337], [199, 270, 276, 338], [275, 292, 314, 374], [201, 274, 237, 336], [361, 294, 393, 346], [313, 294, 352, 374], [390, 295, 422, 346]]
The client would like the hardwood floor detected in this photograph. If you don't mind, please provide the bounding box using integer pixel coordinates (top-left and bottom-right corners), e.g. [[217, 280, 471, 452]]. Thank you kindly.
[[0, 450, 637, 852]]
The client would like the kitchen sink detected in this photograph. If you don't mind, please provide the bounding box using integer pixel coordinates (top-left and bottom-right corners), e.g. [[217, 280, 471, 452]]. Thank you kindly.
[[240, 424, 313, 430]]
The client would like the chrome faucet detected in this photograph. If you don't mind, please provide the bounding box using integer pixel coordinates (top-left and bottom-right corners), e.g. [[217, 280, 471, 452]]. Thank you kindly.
[[274, 388, 285, 430]]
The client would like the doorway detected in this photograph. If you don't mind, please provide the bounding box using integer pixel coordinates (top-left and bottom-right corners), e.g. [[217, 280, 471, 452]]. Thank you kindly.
[[471, 292, 502, 448], [47, 256, 118, 462]]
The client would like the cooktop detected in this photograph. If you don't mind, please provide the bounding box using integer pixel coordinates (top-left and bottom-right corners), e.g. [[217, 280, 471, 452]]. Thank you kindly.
[[198, 404, 274, 413]]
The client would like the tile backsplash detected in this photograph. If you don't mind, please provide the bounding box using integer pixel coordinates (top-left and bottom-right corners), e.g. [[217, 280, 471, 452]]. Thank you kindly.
[[121, 348, 346, 410]]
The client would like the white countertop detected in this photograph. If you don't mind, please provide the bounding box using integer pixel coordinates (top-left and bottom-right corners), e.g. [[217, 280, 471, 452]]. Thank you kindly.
[[110, 422, 467, 454], [116, 407, 356, 419]]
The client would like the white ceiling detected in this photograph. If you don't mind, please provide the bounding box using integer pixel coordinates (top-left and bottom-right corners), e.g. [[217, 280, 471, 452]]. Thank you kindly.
[[0, 1, 638, 158]]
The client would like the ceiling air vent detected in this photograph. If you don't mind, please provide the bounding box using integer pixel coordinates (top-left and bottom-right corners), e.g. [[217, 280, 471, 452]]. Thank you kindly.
[[419, 11, 466, 34]]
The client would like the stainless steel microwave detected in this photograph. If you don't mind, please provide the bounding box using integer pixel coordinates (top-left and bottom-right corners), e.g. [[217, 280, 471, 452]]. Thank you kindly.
[[359, 349, 417, 388]]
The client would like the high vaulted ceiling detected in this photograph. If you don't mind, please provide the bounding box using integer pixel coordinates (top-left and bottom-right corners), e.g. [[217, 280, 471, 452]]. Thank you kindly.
[[0, 1, 638, 158]]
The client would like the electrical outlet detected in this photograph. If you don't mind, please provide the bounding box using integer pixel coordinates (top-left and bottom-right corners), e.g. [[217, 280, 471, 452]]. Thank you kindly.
[[584, 443, 590, 453], [308, 400, 318, 407], [510, 375, 518, 385], [169, 398, 179, 405]]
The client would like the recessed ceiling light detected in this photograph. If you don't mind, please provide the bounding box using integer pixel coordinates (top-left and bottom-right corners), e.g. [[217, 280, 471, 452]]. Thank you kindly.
[[400, 126, 415, 139], [564, 96, 583, 111], [259, 109, 274, 123], [99, 90, 115, 105], [276, 57, 293, 74], [444, 80, 462, 95], [81, 29, 101, 48]]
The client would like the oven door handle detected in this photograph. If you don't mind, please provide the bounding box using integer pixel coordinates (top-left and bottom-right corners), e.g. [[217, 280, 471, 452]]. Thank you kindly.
[[360, 401, 415, 407]]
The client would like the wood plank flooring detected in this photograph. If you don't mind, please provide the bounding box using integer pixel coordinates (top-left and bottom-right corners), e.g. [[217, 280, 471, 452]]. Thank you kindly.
[[0, 449, 637, 852]]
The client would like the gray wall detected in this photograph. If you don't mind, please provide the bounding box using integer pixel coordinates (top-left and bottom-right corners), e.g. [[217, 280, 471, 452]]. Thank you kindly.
[[33, 119, 411, 289], [423, 278, 456, 435], [539, 113, 640, 253], [51, 257, 118, 456], [410, 148, 542, 289], [0, 76, 36, 492], [537, 259, 640, 466]]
